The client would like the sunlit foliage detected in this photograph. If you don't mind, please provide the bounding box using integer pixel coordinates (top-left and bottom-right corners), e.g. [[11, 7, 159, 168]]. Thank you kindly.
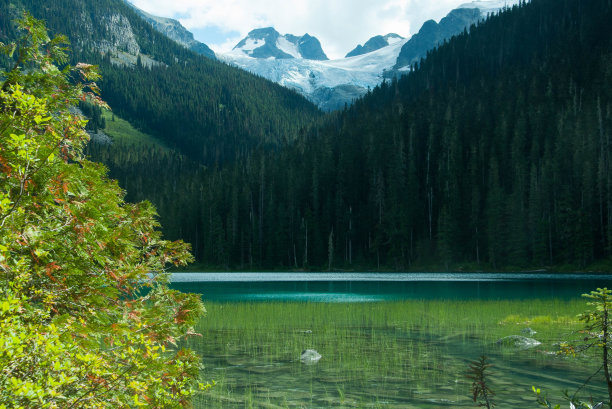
[[0, 14, 207, 408]]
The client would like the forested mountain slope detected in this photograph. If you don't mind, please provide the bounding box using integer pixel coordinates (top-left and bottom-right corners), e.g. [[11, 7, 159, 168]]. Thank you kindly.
[[0, 0, 321, 165], [4, 0, 610, 271], [187, 0, 612, 270]]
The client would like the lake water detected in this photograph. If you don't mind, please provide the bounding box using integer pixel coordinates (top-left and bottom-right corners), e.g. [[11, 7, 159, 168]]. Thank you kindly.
[[170, 272, 612, 302], [173, 273, 612, 408]]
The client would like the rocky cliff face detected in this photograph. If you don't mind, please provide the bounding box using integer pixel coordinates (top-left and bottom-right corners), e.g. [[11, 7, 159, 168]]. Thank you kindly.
[[295, 34, 328, 61], [71, 5, 168, 67], [72, 0, 216, 62], [73, 9, 139, 60], [98, 13, 141, 55]]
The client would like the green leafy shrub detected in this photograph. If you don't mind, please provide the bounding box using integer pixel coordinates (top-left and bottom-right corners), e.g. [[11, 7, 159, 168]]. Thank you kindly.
[[0, 13, 207, 408]]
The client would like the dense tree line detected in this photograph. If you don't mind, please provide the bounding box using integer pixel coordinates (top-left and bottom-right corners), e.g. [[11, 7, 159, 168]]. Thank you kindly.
[[95, 0, 612, 271], [288, 0, 612, 270]]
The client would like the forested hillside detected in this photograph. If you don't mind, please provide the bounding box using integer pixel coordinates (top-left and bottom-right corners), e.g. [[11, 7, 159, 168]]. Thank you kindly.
[[0, 0, 321, 164], [168, 0, 611, 270], [5, 0, 611, 271]]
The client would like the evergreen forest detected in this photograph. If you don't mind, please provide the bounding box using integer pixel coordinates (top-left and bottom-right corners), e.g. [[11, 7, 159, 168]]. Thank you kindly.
[[4, 0, 612, 271]]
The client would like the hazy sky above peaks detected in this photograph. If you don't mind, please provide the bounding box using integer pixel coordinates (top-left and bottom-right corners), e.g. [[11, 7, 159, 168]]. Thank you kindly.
[[128, 0, 478, 59]]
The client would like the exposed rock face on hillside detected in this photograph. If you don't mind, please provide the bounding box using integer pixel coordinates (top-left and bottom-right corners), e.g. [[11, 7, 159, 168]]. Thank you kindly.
[[73, 10, 139, 56], [294, 34, 328, 61], [73, 10, 160, 67], [98, 13, 141, 55], [71, 5, 171, 68]]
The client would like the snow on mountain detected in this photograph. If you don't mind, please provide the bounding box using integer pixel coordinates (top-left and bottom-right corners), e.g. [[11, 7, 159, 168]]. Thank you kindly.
[[277, 36, 301, 58], [222, 36, 407, 111], [346, 33, 405, 58], [232, 28, 328, 60], [222, 0, 522, 110]]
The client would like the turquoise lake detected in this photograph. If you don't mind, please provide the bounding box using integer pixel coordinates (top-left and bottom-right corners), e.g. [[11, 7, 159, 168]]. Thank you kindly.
[[170, 272, 612, 302], [172, 273, 612, 408]]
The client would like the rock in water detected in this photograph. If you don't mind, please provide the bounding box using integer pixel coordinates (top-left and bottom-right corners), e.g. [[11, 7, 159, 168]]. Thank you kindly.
[[496, 335, 541, 350], [300, 349, 322, 364], [521, 327, 537, 336]]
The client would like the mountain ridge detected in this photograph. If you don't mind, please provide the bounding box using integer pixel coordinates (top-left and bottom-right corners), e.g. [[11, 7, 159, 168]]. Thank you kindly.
[[124, 1, 216, 59], [394, 7, 483, 70], [345, 33, 404, 58]]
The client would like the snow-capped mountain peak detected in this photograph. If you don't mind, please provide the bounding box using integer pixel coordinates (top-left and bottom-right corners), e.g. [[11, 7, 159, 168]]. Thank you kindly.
[[232, 28, 328, 61]]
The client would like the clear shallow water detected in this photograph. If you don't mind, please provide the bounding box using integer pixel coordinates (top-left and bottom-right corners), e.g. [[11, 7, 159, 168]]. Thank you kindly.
[[173, 273, 612, 408], [190, 299, 606, 409], [170, 272, 612, 302]]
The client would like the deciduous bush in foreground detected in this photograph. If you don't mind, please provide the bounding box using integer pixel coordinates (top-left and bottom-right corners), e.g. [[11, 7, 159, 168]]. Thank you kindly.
[[0, 14, 207, 408]]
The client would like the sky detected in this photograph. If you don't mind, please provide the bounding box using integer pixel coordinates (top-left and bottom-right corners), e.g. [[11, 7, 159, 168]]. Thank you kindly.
[[128, 0, 479, 59]]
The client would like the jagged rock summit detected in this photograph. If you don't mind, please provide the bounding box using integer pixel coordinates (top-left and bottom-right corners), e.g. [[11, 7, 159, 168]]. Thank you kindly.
[[233, 27, 328, 60], [345, 33, 404, 58]]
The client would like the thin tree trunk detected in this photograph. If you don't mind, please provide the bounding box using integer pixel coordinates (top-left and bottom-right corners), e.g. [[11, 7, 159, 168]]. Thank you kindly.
[[304, 222, 308, 266]]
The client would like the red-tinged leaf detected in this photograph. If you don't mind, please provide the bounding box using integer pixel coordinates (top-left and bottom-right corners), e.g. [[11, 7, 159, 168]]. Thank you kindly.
[[44, 262, 61, 282]]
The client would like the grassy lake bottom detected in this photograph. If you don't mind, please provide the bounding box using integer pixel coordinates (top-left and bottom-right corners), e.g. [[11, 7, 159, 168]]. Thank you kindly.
[[187, 299, 606, 408]]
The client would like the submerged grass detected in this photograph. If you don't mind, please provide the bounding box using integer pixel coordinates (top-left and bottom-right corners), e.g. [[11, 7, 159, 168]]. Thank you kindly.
[[189, 299, 601, 408]]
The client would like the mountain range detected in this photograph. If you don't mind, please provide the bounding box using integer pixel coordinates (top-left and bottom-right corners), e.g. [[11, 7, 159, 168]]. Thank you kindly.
[[100, 0, 521, 110], [217, 0, 520, 110]]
